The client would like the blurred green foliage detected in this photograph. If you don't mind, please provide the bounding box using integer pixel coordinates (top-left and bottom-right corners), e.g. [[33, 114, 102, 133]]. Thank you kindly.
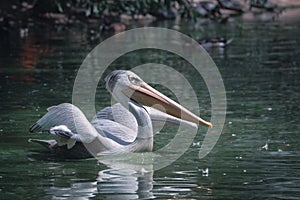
[[0, 0, 195, 20], [52, 0, 195, 18]]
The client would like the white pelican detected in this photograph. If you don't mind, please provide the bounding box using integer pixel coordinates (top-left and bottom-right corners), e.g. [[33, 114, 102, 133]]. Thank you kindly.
[[29, 70, 212, 158]]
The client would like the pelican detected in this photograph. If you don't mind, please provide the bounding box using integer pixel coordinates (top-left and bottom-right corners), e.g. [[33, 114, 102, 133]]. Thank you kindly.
[[29, 70, 212, 158]]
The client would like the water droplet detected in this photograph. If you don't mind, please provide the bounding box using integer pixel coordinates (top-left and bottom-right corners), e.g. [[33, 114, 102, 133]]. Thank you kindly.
[[192, 142, 201, 147], [261, 143, 268, 151], [200, 168, 209, 176]]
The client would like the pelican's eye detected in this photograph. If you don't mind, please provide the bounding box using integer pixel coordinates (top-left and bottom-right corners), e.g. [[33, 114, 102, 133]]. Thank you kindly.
[[128, 75, 141, 85]]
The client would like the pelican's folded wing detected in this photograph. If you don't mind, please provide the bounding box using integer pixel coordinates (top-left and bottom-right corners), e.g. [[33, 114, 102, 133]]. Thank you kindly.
[[92, 119, 136, 144], [29, 103, 98, 143], [30, 103, 79, 133], [91, 103, 138, 133]]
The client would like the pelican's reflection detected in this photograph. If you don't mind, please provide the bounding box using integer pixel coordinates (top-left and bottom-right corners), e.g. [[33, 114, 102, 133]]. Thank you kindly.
[[39, 156, 154, 199], [96, 159, 154, 199]]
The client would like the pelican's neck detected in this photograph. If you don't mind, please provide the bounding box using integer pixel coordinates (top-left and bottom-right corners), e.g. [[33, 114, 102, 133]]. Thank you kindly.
[[128, 100, 153, 152], [128, 101, 153, 138]]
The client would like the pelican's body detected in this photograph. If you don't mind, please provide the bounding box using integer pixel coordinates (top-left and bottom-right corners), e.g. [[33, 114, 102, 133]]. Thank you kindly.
[[29, 70, 212, 157]]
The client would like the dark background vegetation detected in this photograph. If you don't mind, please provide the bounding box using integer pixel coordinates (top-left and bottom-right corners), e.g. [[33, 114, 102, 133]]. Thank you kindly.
[[1, 0, 290, 31]]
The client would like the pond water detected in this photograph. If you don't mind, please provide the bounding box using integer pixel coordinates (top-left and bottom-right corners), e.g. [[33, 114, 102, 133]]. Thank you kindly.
[[0, 9, 300, 199]]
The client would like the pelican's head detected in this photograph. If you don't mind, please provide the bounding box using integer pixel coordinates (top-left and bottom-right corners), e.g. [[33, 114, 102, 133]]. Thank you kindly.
[[105, 70, 212, 128], [105, 70, 143, 93], [105, 70, 143, 105]]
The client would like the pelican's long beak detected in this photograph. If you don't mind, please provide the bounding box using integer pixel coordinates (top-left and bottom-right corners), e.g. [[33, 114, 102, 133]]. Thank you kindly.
[[122, 83, 212, 128]]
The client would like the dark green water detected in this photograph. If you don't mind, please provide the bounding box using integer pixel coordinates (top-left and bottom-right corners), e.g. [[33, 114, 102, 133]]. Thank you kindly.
[[1, 11, 300, 199]]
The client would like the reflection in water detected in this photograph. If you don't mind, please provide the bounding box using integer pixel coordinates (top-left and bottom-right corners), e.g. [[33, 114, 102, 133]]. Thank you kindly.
[[45, 181, 98, 199], [97, 160, 154, 199], [42, 157, 154, 200], [19, 32, 55, 70]]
